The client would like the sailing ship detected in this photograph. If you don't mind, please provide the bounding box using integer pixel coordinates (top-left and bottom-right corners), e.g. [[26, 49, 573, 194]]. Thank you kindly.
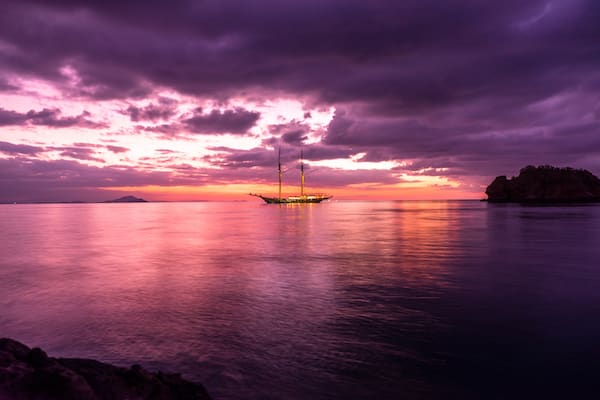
[[250, 149, 331, 204]]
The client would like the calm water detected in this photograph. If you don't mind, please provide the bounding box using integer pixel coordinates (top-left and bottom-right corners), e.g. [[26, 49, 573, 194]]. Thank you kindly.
[[1, 201, 600, 399]]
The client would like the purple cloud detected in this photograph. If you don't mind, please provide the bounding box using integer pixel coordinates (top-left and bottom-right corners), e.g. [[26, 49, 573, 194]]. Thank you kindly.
[[203, 147, 276, 169], [1, 0, 600, 197], [48, 146, 105, 163], [182, 107, 260, 135], [125, 97, 178, 122], [155, 149, 180, 155], [0, 108, 27, 126], [135, 123, 181, 137], [0, 107, 105, 128], [0, 77, 18, 91], [206, 144, 356, 170], [281, 130, 308, 145], [106, 145, 129, 153], [0, 156, 210, 202], [4, 1, 594, 108], [0, 141, 44, 155], [53, 142, 129, 154]]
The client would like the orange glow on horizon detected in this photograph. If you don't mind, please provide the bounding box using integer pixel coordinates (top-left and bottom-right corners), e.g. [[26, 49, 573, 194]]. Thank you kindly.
[[101, 183, 483, 202]]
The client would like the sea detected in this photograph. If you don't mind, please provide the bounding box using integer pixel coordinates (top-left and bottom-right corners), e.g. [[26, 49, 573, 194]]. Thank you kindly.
[[1, 200, 600, 399]]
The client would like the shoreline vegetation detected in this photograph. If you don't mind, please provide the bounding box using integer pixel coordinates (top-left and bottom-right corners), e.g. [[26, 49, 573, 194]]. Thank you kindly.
[[0, 338, 211, 400]]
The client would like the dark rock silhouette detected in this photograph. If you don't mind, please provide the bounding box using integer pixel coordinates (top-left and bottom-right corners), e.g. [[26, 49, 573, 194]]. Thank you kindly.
[[0, 338, 210, 400], [104, 195, 147, 203], [486, 165, 600, 203]]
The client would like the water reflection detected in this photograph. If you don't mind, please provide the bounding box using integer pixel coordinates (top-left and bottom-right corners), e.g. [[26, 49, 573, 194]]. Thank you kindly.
[[1, 201, 600, 399]]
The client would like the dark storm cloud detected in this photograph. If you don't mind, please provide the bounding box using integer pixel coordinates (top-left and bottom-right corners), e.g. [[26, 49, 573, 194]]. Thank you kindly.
[[0, 107, 105, 128], [6, 0, 596, 106], [182, 107, 260, 134], [2, 0, 600, 193]]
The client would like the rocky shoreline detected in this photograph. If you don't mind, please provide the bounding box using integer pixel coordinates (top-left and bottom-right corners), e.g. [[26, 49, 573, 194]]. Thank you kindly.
[[0, 338, 210, 400]]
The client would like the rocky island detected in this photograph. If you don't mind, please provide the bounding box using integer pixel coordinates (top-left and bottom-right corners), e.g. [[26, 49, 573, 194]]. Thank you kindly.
[[104, 195, 148, 203], [0, 338, 210, 400], [485, 165, 600, 203]]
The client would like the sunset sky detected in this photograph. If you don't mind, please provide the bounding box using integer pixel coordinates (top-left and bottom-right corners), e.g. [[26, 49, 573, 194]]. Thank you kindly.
[[1, 0, 599, 202]]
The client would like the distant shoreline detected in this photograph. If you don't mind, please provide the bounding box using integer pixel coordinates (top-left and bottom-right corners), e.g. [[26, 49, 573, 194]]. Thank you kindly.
[[0, 200, 214, 204], [3, 199, 486, 204]]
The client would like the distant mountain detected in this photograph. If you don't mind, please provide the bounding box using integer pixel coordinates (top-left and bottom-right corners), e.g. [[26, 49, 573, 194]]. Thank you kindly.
[[486, 165, 600, 203], [104, 195, 147, 203]]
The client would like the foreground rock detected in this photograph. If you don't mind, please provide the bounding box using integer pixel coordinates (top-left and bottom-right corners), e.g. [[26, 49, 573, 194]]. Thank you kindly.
[[486, 165, 600, 203], [0, 338, 210, 400]]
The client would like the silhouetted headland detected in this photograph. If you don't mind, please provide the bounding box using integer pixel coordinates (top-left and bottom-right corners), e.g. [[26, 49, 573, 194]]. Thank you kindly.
[[486, 165, 600, 203], [0, 338, 210, 400], [104, 195, 148, 203]]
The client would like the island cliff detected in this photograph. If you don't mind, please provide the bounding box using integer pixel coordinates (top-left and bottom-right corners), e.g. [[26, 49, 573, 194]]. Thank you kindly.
[[485, 165, 600, 203], [0, 338, 210, 400]]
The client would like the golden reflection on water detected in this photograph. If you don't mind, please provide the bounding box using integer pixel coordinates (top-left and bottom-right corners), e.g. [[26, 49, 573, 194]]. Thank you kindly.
[[6, 201, 598, 399], [1, 201, 474, 350]]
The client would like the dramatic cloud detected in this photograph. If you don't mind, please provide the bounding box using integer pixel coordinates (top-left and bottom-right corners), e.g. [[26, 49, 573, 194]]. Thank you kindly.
[[206, 143, 357, 169], [3, 1, 597, 106], [124, 97, 178, 122], [203, 147, 276, 169], [0, 108, 28, 126], [182, 107, 260, 135], [0, 141, 44, 155], [0, 78, 18, 91], [1, 0, 599, 199], [0, 156, 212, 202], [134, 123, 182, 138], [281, 130, 308, 145], [0, 107, 105, 128], [50, 146, 104, 163]]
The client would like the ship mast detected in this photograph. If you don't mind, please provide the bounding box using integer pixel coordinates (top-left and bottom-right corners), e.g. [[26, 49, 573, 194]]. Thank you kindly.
[[278, 147, 282, 201], [300, 150, 305, 197]]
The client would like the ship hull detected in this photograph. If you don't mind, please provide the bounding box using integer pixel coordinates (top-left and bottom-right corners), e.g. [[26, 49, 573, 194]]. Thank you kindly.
[[252, 194, 331, 204]]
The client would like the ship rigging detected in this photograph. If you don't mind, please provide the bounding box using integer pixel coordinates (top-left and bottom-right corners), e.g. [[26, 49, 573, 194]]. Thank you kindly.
[[250, 149, 331, 204]]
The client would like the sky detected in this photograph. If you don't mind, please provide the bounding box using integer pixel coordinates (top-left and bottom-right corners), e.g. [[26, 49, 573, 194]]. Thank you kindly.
[[1, 0, 599, 202]]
